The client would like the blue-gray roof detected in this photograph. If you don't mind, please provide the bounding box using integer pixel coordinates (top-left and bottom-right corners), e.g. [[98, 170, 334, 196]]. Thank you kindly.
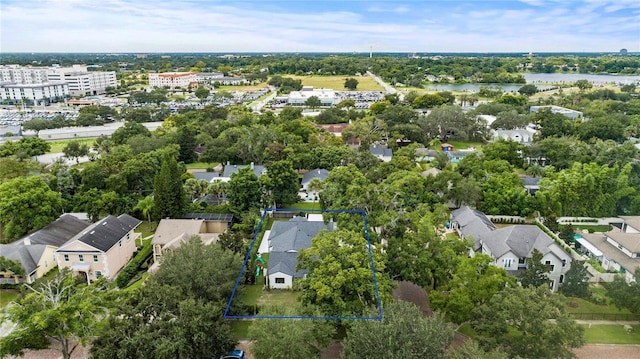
[[370, 147, 393, 157], [269, 217, 336, 252], [301, 169, 329, 186], [192, 172, 220, 182], [223, 164, 266, 178], [268, 251, 308, 278], [0, 243, 47, 275], [450, 206, 496, 248], [478, 225, 555, 258]]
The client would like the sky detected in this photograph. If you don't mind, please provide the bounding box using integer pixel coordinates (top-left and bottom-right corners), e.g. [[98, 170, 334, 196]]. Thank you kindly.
[[1, 0, 639, 53]]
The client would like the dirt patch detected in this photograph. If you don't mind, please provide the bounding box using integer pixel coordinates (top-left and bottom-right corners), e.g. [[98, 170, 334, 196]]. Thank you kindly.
[[574, 344, 640, 359], [321, 340, 343, 359]]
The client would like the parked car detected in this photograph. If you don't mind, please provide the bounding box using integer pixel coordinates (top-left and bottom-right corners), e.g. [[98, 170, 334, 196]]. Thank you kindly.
[[217, 350, 247, 359]]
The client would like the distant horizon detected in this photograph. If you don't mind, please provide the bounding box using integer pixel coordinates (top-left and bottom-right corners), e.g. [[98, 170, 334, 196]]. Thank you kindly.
[[1, 51, 638, 55], [2, 1, 639, 53]]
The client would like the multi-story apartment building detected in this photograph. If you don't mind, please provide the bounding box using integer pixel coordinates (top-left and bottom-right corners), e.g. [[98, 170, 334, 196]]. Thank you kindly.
[[148, 72, 198, 89], [0, 64, 116, 100]]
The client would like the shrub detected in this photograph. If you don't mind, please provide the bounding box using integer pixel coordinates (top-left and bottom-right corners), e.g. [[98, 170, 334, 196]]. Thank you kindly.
[[116, 242, 153, 288]]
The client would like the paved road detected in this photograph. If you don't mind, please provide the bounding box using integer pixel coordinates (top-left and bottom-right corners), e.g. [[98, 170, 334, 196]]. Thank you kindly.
[[367, 71, 404, 102], [250, 89, 277, 113]]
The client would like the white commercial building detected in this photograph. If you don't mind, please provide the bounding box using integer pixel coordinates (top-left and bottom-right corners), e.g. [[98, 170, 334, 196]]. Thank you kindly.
[[0, 82, 69, 103], [0, 64, 116, 98], [47, 65, 117, 96], [287, 86, 337, 106], [148, 72, 198, 89]]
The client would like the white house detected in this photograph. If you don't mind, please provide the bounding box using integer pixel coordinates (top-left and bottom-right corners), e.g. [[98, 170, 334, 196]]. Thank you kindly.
[[267, 217, 336, 289], [477, 225, 573, 292]]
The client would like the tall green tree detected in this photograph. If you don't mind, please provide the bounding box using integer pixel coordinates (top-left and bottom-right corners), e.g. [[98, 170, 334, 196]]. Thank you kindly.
[[342, 301, 453, 359], [261, 160, 299, 207], [430, 254, 515, 323], [133, 195, 155, 223], [472, 286, 584, 359], [91, 238, 242, 359], [227, 166, 262, 213], [194, 86, 210, 103], [153, 153, 186, 219], [519, 248, 552, 288], [62, 141, 89, 164], [297, 229, 393, 317], [305, 95, 322, 109], [0, 176, 62, 240], [249, 305, 335, 359], [0, 270, 108, 359], [606, 268, 640, 315], [560, 260, 591, 299], [344, 77, 359, 90]]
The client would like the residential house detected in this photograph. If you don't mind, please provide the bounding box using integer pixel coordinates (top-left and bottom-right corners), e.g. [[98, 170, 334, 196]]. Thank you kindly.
[[301, 169, 329, 191], [0, 214, 89, 283], [493, 129, 535, 144], [477, 225, 572, 292], [150, 213, 232, 272], [446, 150, 475, 163], [530, 105, 584, 121], [370, 146, 393, 162], [449, 206, 496, 247], [577, 215, 640, 282], [219, 162, 266, 182], [268, 217, 336, 289], [415, 148, 439, 162], [192, 171, 221, 183], [313, 123, 349, 137], [420, 168, 442, 178], [522, 177, 542, 195], [56, 214, 141, 283]]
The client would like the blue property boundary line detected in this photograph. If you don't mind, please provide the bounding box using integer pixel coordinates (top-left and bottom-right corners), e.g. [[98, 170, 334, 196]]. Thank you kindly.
[[223, 208, 383, 321]]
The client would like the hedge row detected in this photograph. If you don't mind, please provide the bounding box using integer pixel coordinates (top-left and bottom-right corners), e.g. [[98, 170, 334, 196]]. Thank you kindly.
[[116, 242, 153, 288]]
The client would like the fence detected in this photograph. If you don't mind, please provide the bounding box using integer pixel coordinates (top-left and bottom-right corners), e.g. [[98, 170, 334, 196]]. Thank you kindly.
[[569, 312, 640, 321]]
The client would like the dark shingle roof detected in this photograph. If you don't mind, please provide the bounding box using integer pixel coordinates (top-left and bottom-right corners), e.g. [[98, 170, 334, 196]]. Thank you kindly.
[[269, 217, 335, 252], [20, 214, 90, 247], [0, 243, 47, 275], [223, 164, 265, 178], [192, 172, 220, 182], [62, 214, 141, 252], [268, 251, 308, 278], [182, 213, 234, 222]]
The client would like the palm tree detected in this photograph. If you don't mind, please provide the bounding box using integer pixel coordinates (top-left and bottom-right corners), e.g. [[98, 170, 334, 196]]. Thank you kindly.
[[133, 196, 154, 223], [307, 177, 325, 210]]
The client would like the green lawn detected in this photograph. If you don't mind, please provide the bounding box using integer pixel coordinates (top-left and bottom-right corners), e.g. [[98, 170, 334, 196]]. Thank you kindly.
[[285, 75, 385, 91], [444, 140, 485, 150], [124, 272, 149, 292], [230, 320, 253, 339], [47, 138, 96, 153], [0, 289, 19, 307], [286, 202, 320, 210], [563, 297, 631, 316], [185, 162, 219, 170], [581, 324, 640, 344], [457, 323, 477, 338], [445, 232, 459, 241], [256, 289, 300, 307]]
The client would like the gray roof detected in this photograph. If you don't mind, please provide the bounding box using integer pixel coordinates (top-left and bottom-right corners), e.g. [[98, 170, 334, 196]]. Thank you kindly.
[[181, 213, 234, 222], [0, 243, 47, 275], [192, 172, 220, 182], [301, 169, 329, 186], [522, 177, 541, 186], [370, 147, 393, 157], [268, 217, 335, 278], [223, 164, 266, 178], [268, 251, 308, 278], [60, 214, 141, 252], [269, 217, 336, 252], [581, 233, 640, 274], [19, 214, 90, 247], [478, 225, 555, 258], [450, 206, 496, 245]]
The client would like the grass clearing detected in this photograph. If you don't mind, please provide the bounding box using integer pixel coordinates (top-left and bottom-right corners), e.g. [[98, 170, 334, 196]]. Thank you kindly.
[[286, 202, 320, 210], [444, 140, 485, 150], [185, 161, 219, 170], [0, 289, 19, 307], [284, 75, 384, 91], [563, 296, 631, 315], [257, 289, 300, 307], [230, 320, 253, 339], [457, 323, 477, 338], [581, 324, 640, 344], [47, 138, 96, 153]]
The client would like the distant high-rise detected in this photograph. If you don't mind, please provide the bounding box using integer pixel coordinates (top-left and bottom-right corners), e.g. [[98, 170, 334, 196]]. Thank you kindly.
[[370, 45, 372, 58]]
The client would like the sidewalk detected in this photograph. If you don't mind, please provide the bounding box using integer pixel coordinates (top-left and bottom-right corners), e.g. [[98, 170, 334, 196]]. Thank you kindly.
[[574, 320, 640, 325]]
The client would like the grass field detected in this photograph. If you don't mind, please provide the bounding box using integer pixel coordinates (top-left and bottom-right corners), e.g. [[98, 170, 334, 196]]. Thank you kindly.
[[185, 161, 219, 170], [230, 320, 253, 339], [563, 297, 631, 315], [286, 202, 320, 210], [445, 140, 486, 150], [284, 75, 385, 91], [572, 224, 613, 233], [47, 138, 96, 153], [0, 289, 19, 307], [581, 324, 640, 344]]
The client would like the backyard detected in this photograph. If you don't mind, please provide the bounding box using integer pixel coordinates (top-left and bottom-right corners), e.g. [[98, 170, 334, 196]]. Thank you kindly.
[[0, 289, 18, 308], [581, 324, 640, 344]]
